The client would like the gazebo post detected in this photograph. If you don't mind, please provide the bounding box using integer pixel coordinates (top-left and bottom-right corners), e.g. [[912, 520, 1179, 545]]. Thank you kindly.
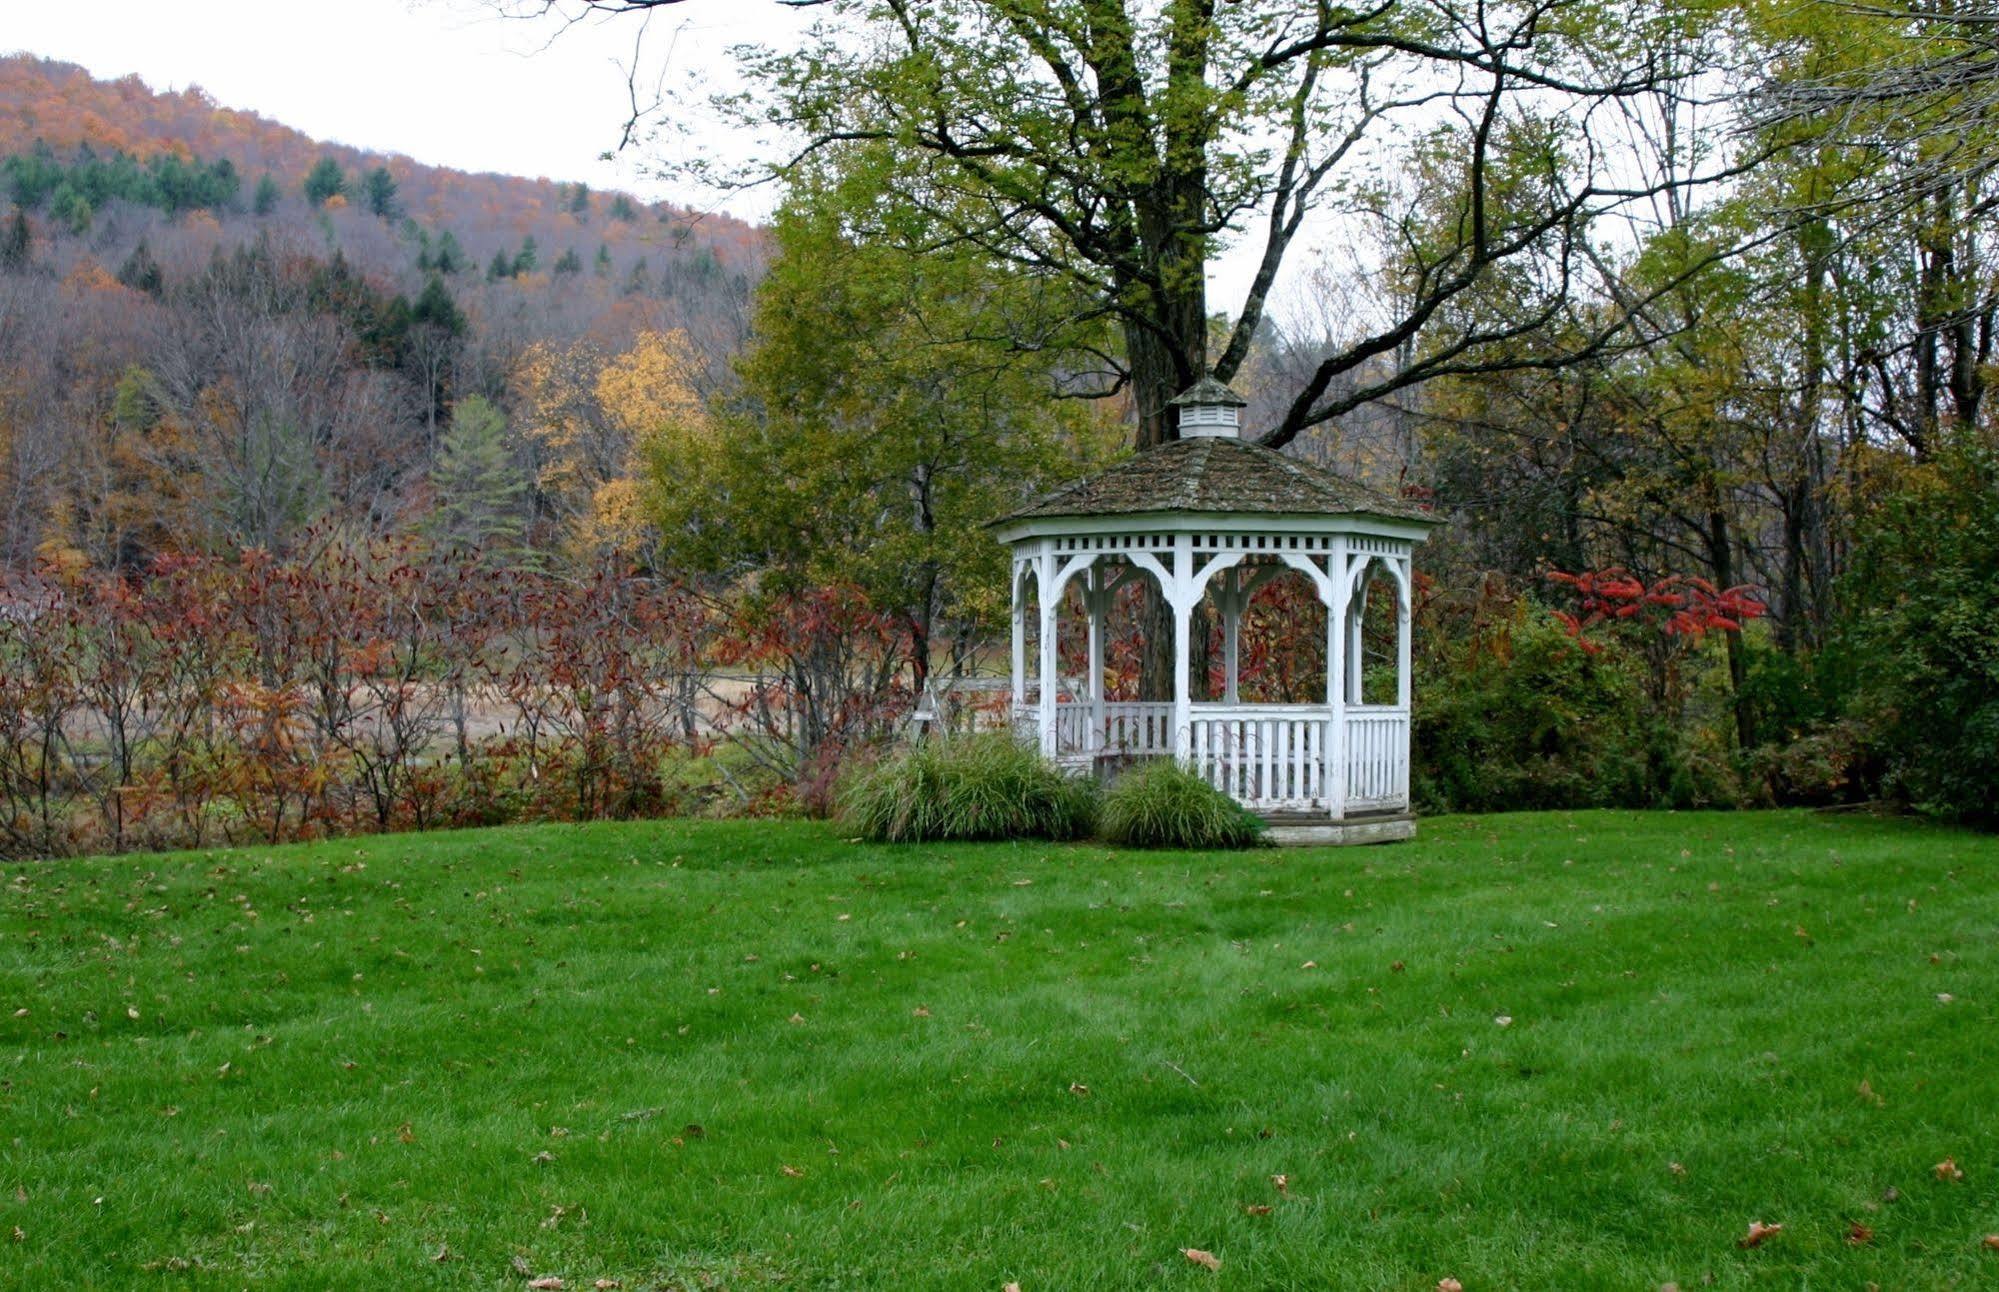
[[1009, 559, 1026, 717], [1220, 567, 1242, 705], [1085, 563, 1106, 755], [1347, 581, 1368, 704], [1328, 536, 1350, 821], [1036, 548, 1060, 757], [1170, 535, 1194, 762], [1396, 555, 1414, 805]]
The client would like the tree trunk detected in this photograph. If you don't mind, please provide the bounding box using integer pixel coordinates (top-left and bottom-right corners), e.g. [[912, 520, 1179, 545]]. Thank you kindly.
[[1705, 508, 1754, 751]]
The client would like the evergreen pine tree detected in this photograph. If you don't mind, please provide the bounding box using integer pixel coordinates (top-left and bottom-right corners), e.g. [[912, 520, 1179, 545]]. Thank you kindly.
[[608, 193, 638, 221], [48, 183, 91, 235], [487, 249, 513, 281], [362, 166, 399, 220], [435, 230, 465, 275], [303, 156, 346, 208], [568, 181, 590, 215], [411, 275, 465, 335], [253, 172, 280, 216], [0, 207, 28, 270], [116, 240, 164, 297], [427, 395, 526, 565], [512, 235, 539, 275], [552, 247, 582, 275], [593, 244, 612, 277]]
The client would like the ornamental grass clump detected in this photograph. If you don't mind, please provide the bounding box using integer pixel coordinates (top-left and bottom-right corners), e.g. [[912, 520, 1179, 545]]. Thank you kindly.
[[840, 734, 1097, 843], [1099, 759, 1267, 850]]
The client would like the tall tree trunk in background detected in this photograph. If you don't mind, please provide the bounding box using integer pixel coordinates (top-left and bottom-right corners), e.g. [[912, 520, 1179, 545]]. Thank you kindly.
[[1778, 221, 1831, 653], [1705, 507, 1755, 751]]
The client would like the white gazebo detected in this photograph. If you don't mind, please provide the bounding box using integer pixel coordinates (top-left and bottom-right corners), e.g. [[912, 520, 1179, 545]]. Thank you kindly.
[[990, 377, 1440, 845]]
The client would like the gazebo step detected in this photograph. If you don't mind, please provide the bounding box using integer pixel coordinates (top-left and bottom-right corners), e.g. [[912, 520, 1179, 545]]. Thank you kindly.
[[1258, 811, 1415, 848]]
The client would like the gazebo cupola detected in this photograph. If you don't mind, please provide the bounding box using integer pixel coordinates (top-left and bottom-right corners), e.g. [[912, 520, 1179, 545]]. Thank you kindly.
[[989, 376, 1441, 845], [1169, 375, 1248, 438]]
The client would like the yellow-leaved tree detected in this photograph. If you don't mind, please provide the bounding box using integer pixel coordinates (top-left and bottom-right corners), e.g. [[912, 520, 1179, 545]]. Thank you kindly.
[[516, 328, 708, 563]]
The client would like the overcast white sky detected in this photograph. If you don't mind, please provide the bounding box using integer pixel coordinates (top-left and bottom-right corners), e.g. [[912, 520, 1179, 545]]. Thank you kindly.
[[5, 0, 1303, 304], [6, 1, 811, 211]]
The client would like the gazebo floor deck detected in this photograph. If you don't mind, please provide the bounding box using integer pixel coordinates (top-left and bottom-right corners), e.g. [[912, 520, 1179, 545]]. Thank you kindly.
[[1257, 808, 1415, 848]]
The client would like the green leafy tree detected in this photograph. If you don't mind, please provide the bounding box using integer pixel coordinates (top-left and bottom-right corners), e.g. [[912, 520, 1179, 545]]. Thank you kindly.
[[1837, 435, 1999, 824], [302, 156, 346, 208], [428, 395, 527, 565], [649, 164, 1107, 684]]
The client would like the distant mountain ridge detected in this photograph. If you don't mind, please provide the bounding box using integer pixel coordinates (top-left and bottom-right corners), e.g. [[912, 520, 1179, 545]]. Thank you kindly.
[[0, 54, 758, 254]]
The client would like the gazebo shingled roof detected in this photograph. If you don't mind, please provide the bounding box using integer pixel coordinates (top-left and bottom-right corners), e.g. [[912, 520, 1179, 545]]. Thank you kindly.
[[992, 435, 1433, 529]]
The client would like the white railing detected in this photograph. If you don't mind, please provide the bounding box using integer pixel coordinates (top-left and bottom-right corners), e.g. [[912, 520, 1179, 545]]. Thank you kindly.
[[1100, 701, 1173, 755], [1014, 700, 1173, 757], [1189, 705, 1331, 812], [1344, 707, 1409, 810], [1009, 700, 1410, 817]]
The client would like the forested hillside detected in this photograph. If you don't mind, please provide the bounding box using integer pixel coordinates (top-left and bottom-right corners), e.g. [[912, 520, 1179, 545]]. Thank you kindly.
[[0, 54, 762, 569]]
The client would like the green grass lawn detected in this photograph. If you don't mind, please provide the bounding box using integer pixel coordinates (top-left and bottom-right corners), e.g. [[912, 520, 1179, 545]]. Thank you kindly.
[[4, 811, 1998, 1289]]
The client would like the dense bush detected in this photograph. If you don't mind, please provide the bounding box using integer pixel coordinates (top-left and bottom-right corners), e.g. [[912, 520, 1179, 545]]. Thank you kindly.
[[0, 544, 712, 859], [1097, 759, 1266, 850], [1837, 438, 1999, 825], [839, 734, 1097, 843], [1415, 612, 1676, 812]]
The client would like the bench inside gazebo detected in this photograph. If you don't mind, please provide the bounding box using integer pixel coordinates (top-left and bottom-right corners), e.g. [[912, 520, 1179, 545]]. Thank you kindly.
[[989, 377, 1438, 846]]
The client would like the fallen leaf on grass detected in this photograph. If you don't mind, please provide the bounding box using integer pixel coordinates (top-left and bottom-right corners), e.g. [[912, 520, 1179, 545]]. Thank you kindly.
[[1004, 1283, 1023, 1292], [1493, 1015, 1513, 1028], [1271, 1173, 1290, 1195], [433, 1244, 452, 1263], [10, 1227, 22, 1243], [1068, 1083, 1090, 1098], [1936, 1157, 1965, 1182], [1667, 1161, 1686, 1176], [1182, 1248, 1221, 1271], [593, 1281, 621, 1290], [1438, 1280, 1464, 1292], [1738, 1221, 1783, 1248], [1982, 1234, 1999, 1251], [1242, 1204, 1272, 1216], [1848, 1221, 1875, 1245], [788, 1013, 806, 1025], [781, 1165, 805, 1178], [912, 1006, 931, 1018], [527, 1280, 564, 1291]]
